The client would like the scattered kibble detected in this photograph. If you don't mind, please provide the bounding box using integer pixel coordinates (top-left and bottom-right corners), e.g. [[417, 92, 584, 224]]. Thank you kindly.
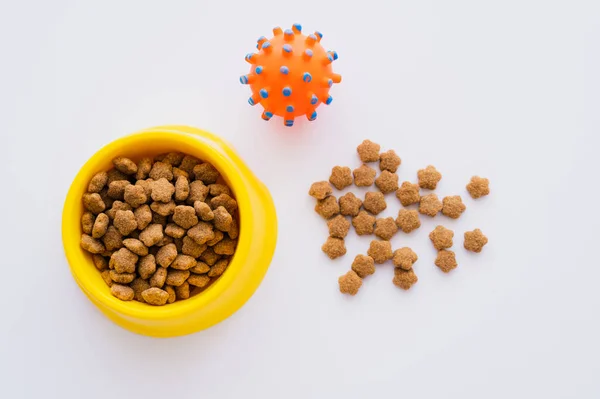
[[314, 196, 340, 219], [379, 150, 401, 173], [441, 195, 466, 219], [351, 255, 375, 278], [395, 209, 421, 233], [392, 268, 418, 290], [352, 210, 376, 236], [419, 194, 443, 217], [339, 192, 362, 217], [374, 217, 398, 240], [329, 166, 353, 190], [363, 192, 387, 215], [466, 176, 490, 199], [417, 165, 442, 190], [353, 164, 377, 187], [435, 250, 457, 273], [80, 153, 238, 305], [375, 171, 399, 194], [429, 226, 454, 250], [367, 240, 393, 264], [322, 237, 347, 259], [357, 140, 381, 163], [464, 229, 488, 253], [338, 270, 362, 295], [396, 181, 420, 207], [328, 215, 351, 239], [392, 248, 418, 271]]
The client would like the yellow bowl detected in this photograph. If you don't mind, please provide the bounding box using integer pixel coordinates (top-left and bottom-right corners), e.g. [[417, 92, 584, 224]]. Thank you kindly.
[[62, 125, 277, 337]]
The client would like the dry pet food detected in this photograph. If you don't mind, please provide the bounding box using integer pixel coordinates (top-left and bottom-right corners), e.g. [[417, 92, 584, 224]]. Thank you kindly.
[[379, 150, 401, 173], [338, 270, 363, 295], [419, 194, 443, 217], [309, 181, 333, 200], [392, 248, 418, 271], [367, 240, 393, 264], [393, 268, 418, 290], [339, 192, 362, 217], [429, 226, 454, 250], [374, 217, 398, 240], [351, 255, 375, 278], [329, 166, 353, 190], [435, 250, 458, 273], [417, 165, 442, 190], [357, 140, 381, 163], [353, 164, 377, 187], [80, 153, 238, 305], [352, 210, 376, 236], [466, 176, 490, 199], [464, 229, 488, 253], [395, 209, 421, 233], [375, 171, 399, 194], [328, 215, 351, 239], [315, 196, 340, 219], [441, 196, 466, 219], [363, 192, 387, 215], [396, 181, 420, 206], [322, 237, 347, 259]]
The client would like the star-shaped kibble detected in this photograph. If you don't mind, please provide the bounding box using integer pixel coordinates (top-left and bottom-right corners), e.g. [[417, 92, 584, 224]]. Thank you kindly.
[[379, 150, 401, 173], [466, 176, 490, 199], [464, 229, 488, 253]]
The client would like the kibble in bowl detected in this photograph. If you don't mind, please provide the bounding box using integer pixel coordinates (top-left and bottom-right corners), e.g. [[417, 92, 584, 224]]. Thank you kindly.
[[62, 126, 277, 337]]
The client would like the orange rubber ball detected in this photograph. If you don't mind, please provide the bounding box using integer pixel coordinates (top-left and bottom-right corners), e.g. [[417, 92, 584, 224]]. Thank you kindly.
[[240, 24, 341, 127]]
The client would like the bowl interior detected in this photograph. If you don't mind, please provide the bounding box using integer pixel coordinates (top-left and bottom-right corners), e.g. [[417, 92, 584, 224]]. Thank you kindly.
[[63, 130, 249, 319]]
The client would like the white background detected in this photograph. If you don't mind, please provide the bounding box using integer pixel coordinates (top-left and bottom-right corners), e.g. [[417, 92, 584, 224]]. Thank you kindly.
[[1, 0, 599, 398]]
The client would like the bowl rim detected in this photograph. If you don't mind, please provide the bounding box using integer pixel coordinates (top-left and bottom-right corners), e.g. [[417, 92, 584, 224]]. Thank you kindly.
[[62, 127, 260, 320]]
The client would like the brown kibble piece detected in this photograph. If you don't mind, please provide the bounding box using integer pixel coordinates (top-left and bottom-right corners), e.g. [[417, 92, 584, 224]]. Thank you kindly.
[[329, 166, 353, 190], [81, 212, 94, 234], [190, 262, 210, 274], [393, 268, 418, 290], [107, 180, 131, 200], [466, 176, 490, 199], [188, 221, 215, 245], [435, 250, 458, 273], [139, 224, 164, 247], [392, 248, 418, 271], [314, 196, 340, 219], [136, 179, 153, 198], [374, 217, 398, 240], [379, 150, 401, 173], [338, 270, 362, 295], [182, 236, 207, 258], [338, 192, 362, 217], [92, 254, 108, 271], [395, 209, 421, 233], [165, 269, 190, 286], [110, 284, 134, 301], [80, 234, 105, 254], [322, 237, 346, 259], [171, 254, 197, 270], [199, 247, 220, 265], [114, 210, 137, 236], [110, 248, 138, 273], [138, 254, 157, 279], [82, 193, 105, 214], [106, 201, 132, 220], [419, 194, 443, 217], [174, 176, 190, 201], [172, 205, 198, 229], [112, 157, 137, 175], [100, 270, 113, 287], [179, 155, 200, 175], [150, 178, 175, 203], [357, 140, 380, 163], [309, 181, 333, 200], [351, 255, 375, 278], [193, 163, 220, 184], [88, 172, 108, 193], [363, 192, 386, 215], [213, 206, 234, 232], [152, 212, 168, 226], [228, 219, 239, 240], [156, 235, 174, 247], [367, 240, 393, 264], [429, 226, 454, 250], [396, 182, 420, 206], [464, 229, 488, 253], [187, 180, 209, 204], [352, 210, 376, 235], [102, 226, 123, 251], [442, 196, 466, 219], [353, 164, 376, 187], [213, 238, 237, 255], [418, 165, 442, 190], [161, 152, 184, 166], [136, 157, 152, 180], [165, 286, 176, 304], [188, 274, 211, 287], [124, 184, 147, 208], [375, 171, 399, 194], [194, 201, 214, 221], [149, 161, 173, 181], [165, 223, 186, 239], [327, 215, 351, 239], [206, 229, 224, 247], [134, 204, 152, 230], [175, 281, 190, 299], [151, 200, 176, 216], [208, 258, 229, 277], [156, 243, 178, 267], [109, 270, 135, 284], [211, 194, 238, 215], [106, 169, 128, 184], [122, 238, 148, 256], [91, 213, 109, 238], [131, 278, 151, 302], [150, 267, 167, 288], [173, 167, 189, 180], [141, 287, 169, 305], [209, 184, 231, 197]]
